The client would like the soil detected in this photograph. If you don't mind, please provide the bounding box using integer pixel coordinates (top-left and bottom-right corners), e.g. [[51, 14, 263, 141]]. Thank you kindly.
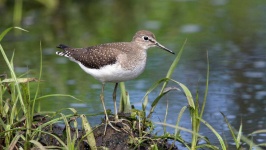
[[1, 115, 178, 150]]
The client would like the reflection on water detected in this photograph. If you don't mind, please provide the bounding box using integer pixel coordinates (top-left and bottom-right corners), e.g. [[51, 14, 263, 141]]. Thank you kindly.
[[1, 0, 266, 149], [180, 24, 201, 33]]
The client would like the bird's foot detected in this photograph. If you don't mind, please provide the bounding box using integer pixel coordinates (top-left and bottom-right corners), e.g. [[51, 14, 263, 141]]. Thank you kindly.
[[103, 116, 131, 135], [103, 119, 121, 135]]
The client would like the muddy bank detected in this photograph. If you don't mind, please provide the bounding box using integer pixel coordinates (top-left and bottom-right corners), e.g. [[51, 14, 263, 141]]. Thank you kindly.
[[37, 115, 178, 149]]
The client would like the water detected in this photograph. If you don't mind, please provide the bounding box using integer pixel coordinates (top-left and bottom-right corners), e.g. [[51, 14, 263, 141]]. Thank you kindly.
[[1, 1, 266, 149]]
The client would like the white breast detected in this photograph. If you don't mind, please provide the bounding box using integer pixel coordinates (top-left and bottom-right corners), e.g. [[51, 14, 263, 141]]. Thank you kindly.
[[77, 59, 146, 83]]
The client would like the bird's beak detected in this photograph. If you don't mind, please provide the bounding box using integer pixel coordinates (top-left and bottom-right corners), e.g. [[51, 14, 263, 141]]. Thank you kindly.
[[155, 42, 175, 54]]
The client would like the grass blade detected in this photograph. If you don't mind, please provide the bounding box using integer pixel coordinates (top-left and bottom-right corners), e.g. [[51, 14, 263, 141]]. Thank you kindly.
[[198, 117, 227, 150], [0, 27, 28, 41], [145, 78, 170, 118], [80, 114, 97, 150], [200, 51, 209, 118], [171, 79, 195, 109], [36, 94, 81, 101], [221, 112, 238, 146], [29, 140, 46, 150], [0, 44, 26, 113], [119, 82, 131, 114], [175, 106, 188, 136], [7, 133, 22, 150], [250, 130, 266, 135], [160, 39, 187, 94], [236, 120, 243, 148]]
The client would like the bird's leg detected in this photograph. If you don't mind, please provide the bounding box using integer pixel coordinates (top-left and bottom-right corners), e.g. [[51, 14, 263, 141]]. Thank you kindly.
[[113, 82, 119, 121], [112, 83, 132, 133], [100, 83, 120, 134], [100, 83, 109, 122]]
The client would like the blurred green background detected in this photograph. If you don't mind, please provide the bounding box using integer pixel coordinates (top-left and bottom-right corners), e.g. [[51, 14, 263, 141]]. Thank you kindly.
[[1, 0, 266, 148]]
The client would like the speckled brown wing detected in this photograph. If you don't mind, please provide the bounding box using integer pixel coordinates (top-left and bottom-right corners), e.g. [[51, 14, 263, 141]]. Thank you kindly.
[[56, 44, 121, 69]]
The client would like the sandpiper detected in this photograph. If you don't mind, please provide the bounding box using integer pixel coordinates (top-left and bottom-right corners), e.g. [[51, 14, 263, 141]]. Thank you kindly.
[[56, 30, 174, 132]]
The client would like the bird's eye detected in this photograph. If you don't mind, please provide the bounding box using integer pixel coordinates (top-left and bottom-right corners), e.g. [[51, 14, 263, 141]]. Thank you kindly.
[[143, 36, 149, 41]]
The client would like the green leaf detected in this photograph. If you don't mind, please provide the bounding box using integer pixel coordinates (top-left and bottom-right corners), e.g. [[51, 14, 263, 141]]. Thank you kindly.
[[0, 27, 28, 41]]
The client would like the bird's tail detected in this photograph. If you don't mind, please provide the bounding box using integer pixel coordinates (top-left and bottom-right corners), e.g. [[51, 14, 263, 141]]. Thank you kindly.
[[56, 44, 69, 50], [56, 44, 71, 56]]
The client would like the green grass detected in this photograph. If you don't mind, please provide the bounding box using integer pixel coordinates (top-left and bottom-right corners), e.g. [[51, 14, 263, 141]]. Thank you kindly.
[[135, 39, 266, 149], [0, 27, 96, 150], [1, 27, 266, 149]]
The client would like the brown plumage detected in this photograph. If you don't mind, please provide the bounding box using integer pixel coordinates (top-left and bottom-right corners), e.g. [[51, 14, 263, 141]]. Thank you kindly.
[[56, 44, 120, 69], [56, 30, 174, 134]]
